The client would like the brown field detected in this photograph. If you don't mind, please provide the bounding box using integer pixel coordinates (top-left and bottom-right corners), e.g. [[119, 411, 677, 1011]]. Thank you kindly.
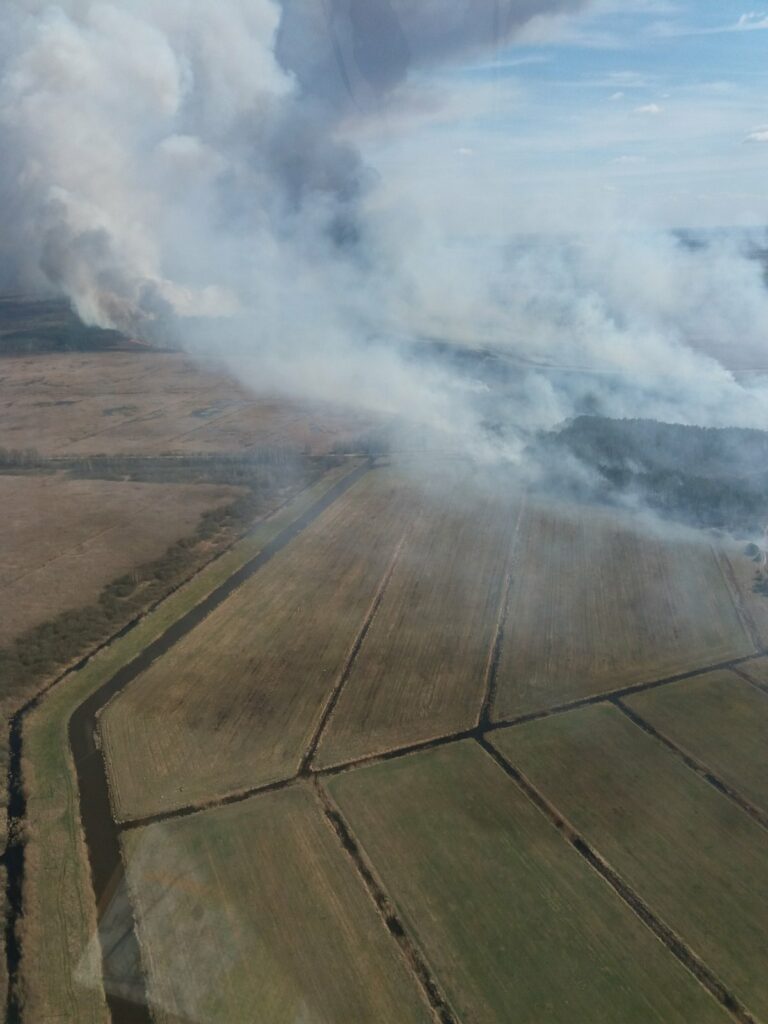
[[314, 477, 521, 768], [0, 474, 242, 645], [327, 741, 727, 1024], [717, 542, 768, 648], [100, 468, 420, 820], [0, 351, 380, 456], [492, 501, 753, 720], [494, 704, 768, 1019], [626, 669, 768, 814], [122, 785, 430, 1024]]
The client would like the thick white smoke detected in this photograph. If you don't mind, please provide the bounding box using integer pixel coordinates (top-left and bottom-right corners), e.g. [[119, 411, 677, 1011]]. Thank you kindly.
[[2, 0, 768, 457]]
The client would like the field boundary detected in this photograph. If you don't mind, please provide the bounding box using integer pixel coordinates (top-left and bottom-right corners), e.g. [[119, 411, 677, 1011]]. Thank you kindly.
[[732, 664, 768, 697], [612, 698, 768, 833], [478, 737, 758, 1024], [477, 499, 527, 729], [118, 649, 768, 831], [714, 549, 763, 651], [300, 532, 410, 775], [314, 780, 456, 1024], [487, 650, 764, 730]]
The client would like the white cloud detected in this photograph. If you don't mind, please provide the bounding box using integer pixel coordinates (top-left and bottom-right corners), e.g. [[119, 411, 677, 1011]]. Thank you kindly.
[[734, 12, 768, 31], [635, 103, 662, 115], [744, 125, 768, 143], [610, 91, 625, 101]]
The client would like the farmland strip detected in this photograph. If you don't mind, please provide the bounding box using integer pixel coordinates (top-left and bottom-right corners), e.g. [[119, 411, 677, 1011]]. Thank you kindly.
[[301, 533, 409, 774], [122, 786, 432, 1024], [314, 781, 456, 1024], [330, 740, 730, 1024], [494, 502, 753, 720], [478, 499, 526, 728], [713, 549, 764, 652], [480, 737, 756, 1024], [612, 698, 768, 833], [121, 650, 767, 833], [493, 704, 768, 1021]]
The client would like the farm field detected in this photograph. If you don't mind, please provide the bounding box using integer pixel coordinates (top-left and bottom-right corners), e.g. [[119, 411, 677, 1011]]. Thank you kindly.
[[16, 461, 363, 1022], [625, 669, 768, 814], [100, 467, 419, 820], [0, 474, 242, 645], [718, 542, 768, 648], [122, 785, 431, 1024], [492, 500, 753, 720], [493, 704, 768, 1019], [738, 654, 768, 689], [327, 741, 727, 1024], [0, 351, 381, 456], [313, 475, 520, 768]]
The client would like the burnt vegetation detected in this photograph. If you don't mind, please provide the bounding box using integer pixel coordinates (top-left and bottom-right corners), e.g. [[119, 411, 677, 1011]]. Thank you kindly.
[[541, 416, 768, 533]]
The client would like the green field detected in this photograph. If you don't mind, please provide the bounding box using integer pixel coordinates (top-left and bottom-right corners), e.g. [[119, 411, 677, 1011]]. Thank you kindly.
[[122, 785, 430, 1024], [492, 704, 768, 1019], [99, 468, 415, 820], [17, 461, 362, 1021], [314, 483, 519, 768], [739, 655, 768, 690], [625, 669, 768, 814], [492, 502, 753, 720], [327, 741, 727, 1024]]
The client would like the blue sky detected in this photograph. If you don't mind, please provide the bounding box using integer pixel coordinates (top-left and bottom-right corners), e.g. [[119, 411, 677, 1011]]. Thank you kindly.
[[355, 1, 768, 234]]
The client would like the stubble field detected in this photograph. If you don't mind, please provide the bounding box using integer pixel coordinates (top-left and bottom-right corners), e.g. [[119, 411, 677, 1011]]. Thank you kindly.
[[99, 467, 421, 820], [493, 501, 753, 719]]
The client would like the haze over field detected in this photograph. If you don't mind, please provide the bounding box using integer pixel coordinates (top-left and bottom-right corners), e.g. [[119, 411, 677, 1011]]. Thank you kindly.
[[2, 0, 768, 456]]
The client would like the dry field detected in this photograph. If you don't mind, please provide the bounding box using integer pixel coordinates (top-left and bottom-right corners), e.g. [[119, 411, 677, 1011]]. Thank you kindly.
[[717, 542, 768, 648], [314, 478, 520, 768], [493, 501, 753, 720], [327, 741, 727, 1024], [122, 785, 430, 1024], [100, 468, 419, 820], [0, 474, 242, 645], [494, 704, 768, 1020], [626, 669, 768, 814], [0, 351, 380, 456]]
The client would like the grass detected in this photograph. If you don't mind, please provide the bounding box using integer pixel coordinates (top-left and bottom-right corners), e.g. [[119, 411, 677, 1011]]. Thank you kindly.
[[493, 703, 768, 1020], [327, 741, 728, 1024], [17, 460, 362, 1022], [122, 784, 431, 1024], [625, 669, 768, 814], [0, 474, 244, 648], [314, 476, 520, 768], [493, 501, 753, 719], [99, 466, 412, 821]]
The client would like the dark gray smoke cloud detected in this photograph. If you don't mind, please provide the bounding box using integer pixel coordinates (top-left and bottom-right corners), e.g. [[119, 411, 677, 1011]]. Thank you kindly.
[[276, 0, 583, 109]]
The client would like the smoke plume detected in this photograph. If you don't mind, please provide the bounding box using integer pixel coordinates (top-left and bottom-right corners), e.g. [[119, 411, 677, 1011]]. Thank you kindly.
[[2, 0, 768, 460]]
